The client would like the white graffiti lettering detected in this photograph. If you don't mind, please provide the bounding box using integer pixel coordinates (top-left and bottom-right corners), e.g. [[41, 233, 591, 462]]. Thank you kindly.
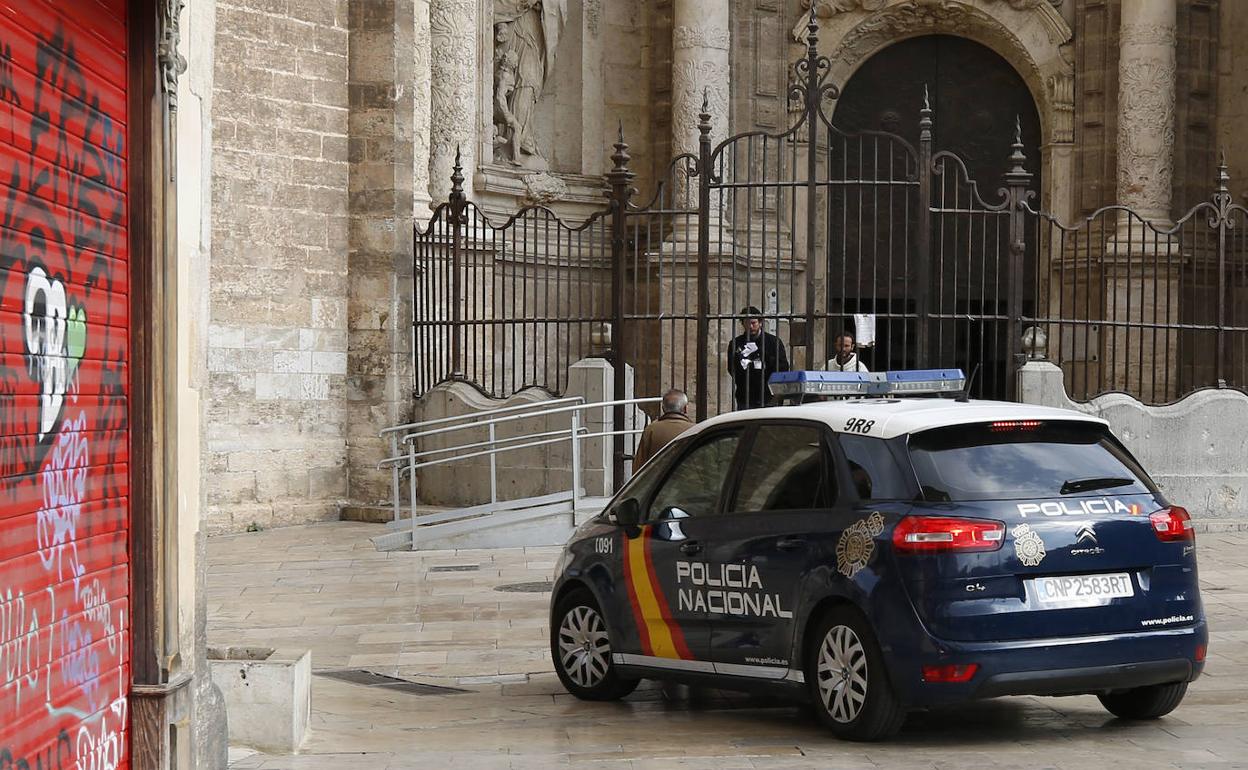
[[0, 589, 41, 710], [37, 413, 89, 591], [74, 696, 127, 770]]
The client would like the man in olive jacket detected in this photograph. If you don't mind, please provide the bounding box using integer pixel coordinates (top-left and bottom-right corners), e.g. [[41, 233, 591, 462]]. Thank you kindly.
[[633, 389, 694, 468]]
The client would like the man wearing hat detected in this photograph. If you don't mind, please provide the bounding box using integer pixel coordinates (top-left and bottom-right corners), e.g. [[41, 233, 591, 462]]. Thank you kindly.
[[726, 306, 789, 410]]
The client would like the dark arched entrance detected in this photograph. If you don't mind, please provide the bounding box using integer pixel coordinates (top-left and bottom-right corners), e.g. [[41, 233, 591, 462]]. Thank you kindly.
[[835, 35, 1042, 195], [830, 35, 1042, 397]]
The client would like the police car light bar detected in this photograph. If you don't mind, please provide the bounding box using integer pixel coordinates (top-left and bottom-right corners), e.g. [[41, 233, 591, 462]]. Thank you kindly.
[[768, 368, 965, 398], [767, 370, 873, 397]]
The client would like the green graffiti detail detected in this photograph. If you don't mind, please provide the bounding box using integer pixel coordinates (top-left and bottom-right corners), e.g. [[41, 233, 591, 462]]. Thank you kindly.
[[66, 304, 87, 377]]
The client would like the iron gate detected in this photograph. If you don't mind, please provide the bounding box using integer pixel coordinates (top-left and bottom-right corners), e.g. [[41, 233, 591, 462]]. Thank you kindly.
[[413, 14, 1248, 489]]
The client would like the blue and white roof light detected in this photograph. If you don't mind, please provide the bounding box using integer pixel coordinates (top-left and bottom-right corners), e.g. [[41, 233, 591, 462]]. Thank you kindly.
[[768, 368, 966, 398]]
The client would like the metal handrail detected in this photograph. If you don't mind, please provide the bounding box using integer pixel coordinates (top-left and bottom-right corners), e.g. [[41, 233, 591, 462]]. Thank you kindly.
[[379, 395, 661, 534], [404, 427, 581, 460], [380, 395, 588, 526], [395, 397, 660, 446], [379, 396, 584, 436]]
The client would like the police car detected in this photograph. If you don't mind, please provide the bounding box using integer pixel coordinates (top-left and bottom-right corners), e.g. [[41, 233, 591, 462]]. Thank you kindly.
[[548, 370, 1207, 741]]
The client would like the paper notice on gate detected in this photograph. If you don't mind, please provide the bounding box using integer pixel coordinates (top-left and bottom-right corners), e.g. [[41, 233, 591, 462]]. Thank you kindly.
[[853, 314, 876, 347]]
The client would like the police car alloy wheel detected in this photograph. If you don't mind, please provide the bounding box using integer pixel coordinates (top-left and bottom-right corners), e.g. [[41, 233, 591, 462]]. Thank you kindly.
[[807, 609, 906, 741], [551, 588, 639, 701], [1098, 681, 1189, 720]]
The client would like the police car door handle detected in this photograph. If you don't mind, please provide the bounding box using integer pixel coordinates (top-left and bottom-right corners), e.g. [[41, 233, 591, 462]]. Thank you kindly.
[[679, 541, 702, 556], [776, 537, 807, 551]]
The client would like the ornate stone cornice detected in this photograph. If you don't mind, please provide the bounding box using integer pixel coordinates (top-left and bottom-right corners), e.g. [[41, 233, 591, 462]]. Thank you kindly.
[[796, 0, 1070, 47], [674, 24, 731, 51], [1119, 21, 1178, 47], [801, 0, 1057, 14]]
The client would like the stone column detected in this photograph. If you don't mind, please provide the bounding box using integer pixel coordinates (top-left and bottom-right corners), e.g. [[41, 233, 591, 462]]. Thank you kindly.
[[1107, 0, 1179, 402], [1116, 0, 1177, 225], [414, 0, 434, 220], [429, 0, 478, 202], [347, 0, 417, 509], [671, 0, 730, 200]]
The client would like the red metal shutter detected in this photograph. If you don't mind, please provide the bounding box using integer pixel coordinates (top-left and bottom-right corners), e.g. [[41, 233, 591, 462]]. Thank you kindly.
[[0, 1, 131, 767]]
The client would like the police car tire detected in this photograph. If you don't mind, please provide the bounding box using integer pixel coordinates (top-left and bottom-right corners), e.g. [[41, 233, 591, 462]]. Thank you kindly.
[[806, 608, 906, 741], [551, 588, 639, 701], [1097, 681, 1188, 720]]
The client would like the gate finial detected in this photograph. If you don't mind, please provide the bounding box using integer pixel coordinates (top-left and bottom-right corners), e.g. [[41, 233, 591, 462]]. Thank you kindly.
[[609, 122, 633, 180], [1217, 150, 1230, 196], [806, 2, 819, 52], [1003, 115, 1033, 182], [450, 145, 465, 197], [919, 85, 932, 141], [1006, 116, 1029, 180]]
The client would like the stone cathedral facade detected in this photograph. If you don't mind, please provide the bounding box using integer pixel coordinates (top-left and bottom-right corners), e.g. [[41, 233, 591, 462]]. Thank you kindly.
[[204, 0, 1241, 533]]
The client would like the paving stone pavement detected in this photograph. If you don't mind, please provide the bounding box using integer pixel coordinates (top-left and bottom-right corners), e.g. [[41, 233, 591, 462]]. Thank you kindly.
[[208, 522, 1248, 769]]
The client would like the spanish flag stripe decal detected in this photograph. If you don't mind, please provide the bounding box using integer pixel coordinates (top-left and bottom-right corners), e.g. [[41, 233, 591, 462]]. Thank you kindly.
[[623, 527, 690, 660], [641, 528, 693, 659], [621, 530, 654, 655]]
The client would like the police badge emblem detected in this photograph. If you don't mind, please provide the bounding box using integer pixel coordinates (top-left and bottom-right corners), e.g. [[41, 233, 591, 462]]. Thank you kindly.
[[836, 512, 885, 577], [1012, 523, 1047, 567]]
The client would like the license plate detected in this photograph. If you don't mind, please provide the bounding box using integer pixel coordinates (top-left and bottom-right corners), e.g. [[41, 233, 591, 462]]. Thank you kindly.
[[1030, 573, 1135, 608]]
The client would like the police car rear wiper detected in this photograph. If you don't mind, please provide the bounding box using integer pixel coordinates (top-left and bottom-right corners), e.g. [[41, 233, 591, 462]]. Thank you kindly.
[[1059, 476, 1134, 495]]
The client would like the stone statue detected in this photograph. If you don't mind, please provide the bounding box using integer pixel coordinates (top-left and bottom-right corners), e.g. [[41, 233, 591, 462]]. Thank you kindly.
[[493, 0, 567, 170]]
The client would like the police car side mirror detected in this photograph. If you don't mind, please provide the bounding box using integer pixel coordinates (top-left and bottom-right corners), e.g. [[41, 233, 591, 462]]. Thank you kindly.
[[611, 498, 641, 527]]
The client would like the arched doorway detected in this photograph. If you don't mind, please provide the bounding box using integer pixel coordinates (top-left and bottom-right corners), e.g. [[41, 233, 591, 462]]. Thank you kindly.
[[835, 35, 1042, 196], [830, 35, 1042, 397]]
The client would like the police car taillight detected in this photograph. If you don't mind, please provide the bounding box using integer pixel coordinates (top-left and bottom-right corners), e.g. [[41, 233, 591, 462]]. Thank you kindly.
[[921, 663, 979, 683], [1149, 506, 1194, 543], [892, 516, 1005, 554]]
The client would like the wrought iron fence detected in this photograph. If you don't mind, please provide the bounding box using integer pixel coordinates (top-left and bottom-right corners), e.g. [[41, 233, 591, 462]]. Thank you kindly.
[[413, 13, 1248, 488]]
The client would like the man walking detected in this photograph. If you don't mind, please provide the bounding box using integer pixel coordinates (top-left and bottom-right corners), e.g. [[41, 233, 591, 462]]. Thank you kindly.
[[727, 306, 789, 410], [826, 331, 870, 372], [633, 389, 694, 468]]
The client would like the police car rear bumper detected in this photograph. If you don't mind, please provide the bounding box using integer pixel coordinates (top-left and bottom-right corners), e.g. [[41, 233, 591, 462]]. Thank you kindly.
[[896, 620, 1207, 705], [974, 658, 1192, 698]]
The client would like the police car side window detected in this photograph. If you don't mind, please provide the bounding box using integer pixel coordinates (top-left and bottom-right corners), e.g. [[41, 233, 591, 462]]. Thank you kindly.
[[838, 434, 910, 501], [647, 433, 741, 521], [732, 425, 832, 512], [608, 441, 680, 520]]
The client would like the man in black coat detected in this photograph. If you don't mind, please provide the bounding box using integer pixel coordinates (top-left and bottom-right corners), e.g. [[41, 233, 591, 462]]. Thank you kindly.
[[726, 306, 789, 410]]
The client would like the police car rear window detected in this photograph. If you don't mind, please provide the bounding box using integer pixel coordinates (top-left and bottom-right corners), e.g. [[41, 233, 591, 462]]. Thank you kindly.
[[907, 421, 1156, 502]]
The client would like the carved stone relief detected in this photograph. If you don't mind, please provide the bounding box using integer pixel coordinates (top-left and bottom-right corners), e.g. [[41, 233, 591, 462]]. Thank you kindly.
[[429, 0, 478, 201], [1047, 72, 1074, 143], [415, 0, 433, 214], [584, 0, 602, 37], [674, 24, 732, 51], [794, 0, 1064, 43], [493, 0, 568, 171], [1117, 59, 1176, 214], [159, 0, 188, 113], [671, 59, 731, 158]]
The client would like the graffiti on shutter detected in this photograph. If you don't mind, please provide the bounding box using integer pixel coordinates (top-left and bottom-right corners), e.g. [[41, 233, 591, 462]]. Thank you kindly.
[[0, 1, 131, 768]]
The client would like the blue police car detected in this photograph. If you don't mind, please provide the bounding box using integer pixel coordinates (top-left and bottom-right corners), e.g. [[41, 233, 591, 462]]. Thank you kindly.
[[548, 370, 1206, 741]]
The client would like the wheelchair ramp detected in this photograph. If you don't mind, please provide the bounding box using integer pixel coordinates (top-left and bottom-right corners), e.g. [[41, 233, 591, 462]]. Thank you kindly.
[[370, 492, 611, 552]]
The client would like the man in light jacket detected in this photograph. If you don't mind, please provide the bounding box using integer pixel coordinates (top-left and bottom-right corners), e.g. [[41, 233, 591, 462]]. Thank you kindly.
[[633, 389, 694, 468], [826, 332, 870, 372]]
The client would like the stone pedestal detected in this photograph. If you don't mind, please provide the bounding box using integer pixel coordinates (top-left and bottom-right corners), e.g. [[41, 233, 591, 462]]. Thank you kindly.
[[567, 357, 643, 494], [208, 647, 311, 753]]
